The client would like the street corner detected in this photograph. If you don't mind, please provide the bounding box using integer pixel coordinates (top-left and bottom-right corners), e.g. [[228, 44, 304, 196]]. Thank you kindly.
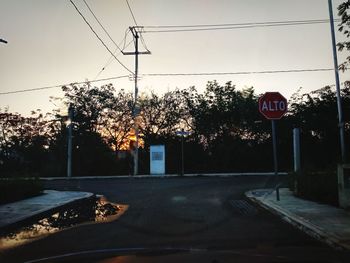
[[245, 188, 350, 252]]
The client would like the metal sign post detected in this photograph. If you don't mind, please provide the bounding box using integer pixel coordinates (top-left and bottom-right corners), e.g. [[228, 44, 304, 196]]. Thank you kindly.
[[271, 120, 279, 201], [259, 92, 288, 201]]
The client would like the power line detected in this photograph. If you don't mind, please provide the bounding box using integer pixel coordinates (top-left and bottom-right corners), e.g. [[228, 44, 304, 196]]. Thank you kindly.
[[143, 20, 338, 33], [1, 68, 339, 95], [0, 75, 129, 95], [83, 0, 123, 52], [93, 29, 131, 80], [126, 2, 150, 53], [69, 0, 134, 75], [143, 18, 340, 29], [141, 68, 335, 77], [125, 0, 138, 26], [125, 0, 150, 52], [94, 39, 134, 80]]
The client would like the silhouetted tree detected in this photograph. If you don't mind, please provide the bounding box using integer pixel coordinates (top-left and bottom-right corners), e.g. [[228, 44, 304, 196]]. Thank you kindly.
[[288, 85, 350, 170], [338, 0, 350, 71]]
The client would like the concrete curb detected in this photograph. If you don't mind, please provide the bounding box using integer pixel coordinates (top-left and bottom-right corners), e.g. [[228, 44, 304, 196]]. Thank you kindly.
[[0, 190, 95, 235], [40, 172, 288, 180], [245, 189, 350, 251]]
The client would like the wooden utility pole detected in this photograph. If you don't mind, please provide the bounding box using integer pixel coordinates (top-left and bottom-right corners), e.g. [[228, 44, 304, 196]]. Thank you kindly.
[[123, 26, 151, 176]]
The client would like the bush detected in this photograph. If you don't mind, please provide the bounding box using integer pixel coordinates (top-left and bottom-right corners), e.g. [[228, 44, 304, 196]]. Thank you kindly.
[[289, 171, 338, 206], [0, 177, 43, 204]]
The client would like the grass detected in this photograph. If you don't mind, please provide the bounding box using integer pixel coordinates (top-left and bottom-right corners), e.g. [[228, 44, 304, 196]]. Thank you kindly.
[[0, 177, 43, 205]]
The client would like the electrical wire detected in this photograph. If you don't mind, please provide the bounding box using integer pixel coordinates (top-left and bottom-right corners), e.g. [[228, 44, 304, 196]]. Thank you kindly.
[[143, 18, 340, 29], [0, 68, 340, 96], [94, 29, 131, 80], [141, 68, 335, 77], [0, 75, 129, 95], [69, 0, 134, 74], [83, 0, 123, 52], [125, 0, 150, 52], [125, 0, 138, 26], [94, 39, 134, 80], [143, 20, 337, 33]]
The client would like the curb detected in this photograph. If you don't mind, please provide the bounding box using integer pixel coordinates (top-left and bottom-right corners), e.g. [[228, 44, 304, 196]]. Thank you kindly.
[[40, 172, 288, 180], [245, 189, 350, 252], [0, 190, 95, 235]]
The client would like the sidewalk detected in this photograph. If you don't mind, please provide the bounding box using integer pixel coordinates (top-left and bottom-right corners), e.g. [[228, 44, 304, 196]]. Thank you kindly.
[[246, 188, 350, 251], [0, 190, 94, 234]]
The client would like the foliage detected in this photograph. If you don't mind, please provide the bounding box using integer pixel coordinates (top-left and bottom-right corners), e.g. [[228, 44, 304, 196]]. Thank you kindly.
[[338, 0, 350, 71], [290, 172, 339, 206], [1, 78, 349, 176], [180, 81, 273, 172], [139, 90, 189, 143], [0, 108, 61, 177], [60, 84, 133, 176], [98, 89, 134, 151], [288, 85, 350, 169]]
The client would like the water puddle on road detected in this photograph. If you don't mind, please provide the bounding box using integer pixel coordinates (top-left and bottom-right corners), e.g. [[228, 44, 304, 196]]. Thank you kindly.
[[0, 196, 128, 250]]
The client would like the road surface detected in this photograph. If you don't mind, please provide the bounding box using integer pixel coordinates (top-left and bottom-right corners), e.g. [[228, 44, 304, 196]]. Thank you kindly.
[[1, 176, 349, 262]]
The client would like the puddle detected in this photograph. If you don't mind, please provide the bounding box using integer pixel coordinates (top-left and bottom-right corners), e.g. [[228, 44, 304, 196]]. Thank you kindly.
[[0, 196, 128, 250]]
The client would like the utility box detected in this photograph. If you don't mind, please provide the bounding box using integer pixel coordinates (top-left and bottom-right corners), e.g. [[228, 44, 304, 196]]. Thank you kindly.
[[338, 164, 350, 209], [150, 145, 165, 175]]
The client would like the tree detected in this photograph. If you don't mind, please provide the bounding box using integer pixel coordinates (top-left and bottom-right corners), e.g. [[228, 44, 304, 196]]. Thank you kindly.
[[181, 81, 274, 172], [0, 108, 60, 177], [98, 89, 134, 152], [138, 90, 188, 141], [184, 81, 265, 147], [288, 85, 350, 169], [338, 0, 350, 71], [60, 83, 131, 176]]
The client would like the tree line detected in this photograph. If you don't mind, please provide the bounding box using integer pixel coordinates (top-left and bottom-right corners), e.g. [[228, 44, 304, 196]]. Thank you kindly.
[[1, 1, 349, 177], [0, 80, 349, 177]]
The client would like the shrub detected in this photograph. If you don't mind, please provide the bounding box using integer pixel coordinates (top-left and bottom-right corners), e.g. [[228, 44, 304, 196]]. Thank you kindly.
[[289, 171, 338, 206]]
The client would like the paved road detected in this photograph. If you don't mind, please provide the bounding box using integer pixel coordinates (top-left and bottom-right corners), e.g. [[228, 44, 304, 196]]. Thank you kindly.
[[1, 176, 349, 262]]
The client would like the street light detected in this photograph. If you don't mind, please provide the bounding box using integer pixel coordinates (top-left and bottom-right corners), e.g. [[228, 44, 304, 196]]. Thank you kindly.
[[0, 38, 8, 44]]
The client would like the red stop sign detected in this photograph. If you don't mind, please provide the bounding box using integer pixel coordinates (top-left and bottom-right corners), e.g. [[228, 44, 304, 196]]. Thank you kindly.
[[259, 92, 287, 120]]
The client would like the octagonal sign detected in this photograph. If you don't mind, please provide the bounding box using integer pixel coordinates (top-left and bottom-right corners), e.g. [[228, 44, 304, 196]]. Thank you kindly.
[[259, 92, 287, 120]]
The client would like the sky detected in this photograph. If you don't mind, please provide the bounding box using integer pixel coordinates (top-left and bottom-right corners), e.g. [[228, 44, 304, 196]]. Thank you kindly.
[[0, 0, 348, 116]]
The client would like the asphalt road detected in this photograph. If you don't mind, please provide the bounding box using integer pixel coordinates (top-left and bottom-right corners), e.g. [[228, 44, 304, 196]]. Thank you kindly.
[[1, 176, 349, 262]]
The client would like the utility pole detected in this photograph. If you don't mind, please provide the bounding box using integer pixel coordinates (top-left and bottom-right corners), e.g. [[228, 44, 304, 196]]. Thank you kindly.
[[67, 105, 73, 178], [123, 26, 151, 176], [328, 0, 346, 163]]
